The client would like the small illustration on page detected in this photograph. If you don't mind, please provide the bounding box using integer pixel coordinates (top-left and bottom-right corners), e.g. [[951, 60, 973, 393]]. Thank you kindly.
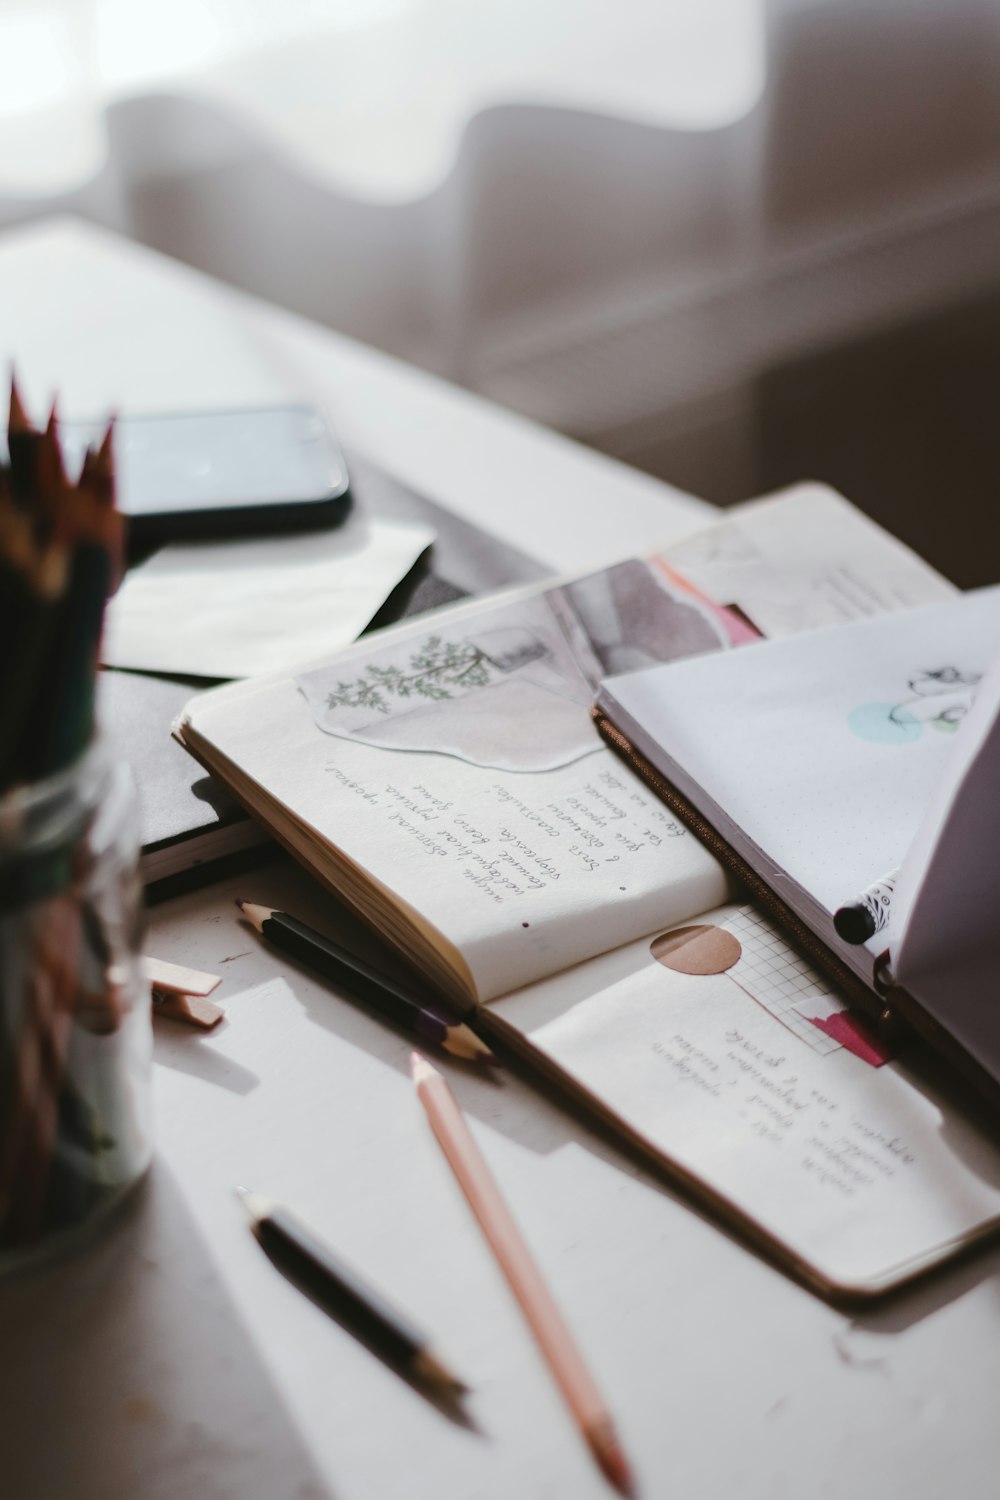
[[848, 666, 981, 745], [296, 563, 732, 772]]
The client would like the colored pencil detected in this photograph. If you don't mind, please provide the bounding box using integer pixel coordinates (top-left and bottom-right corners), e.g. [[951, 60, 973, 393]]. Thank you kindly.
[[236, 1186, 467, 1397], [236, 900, 494, 1063], [0, 383, 121, 791], [410, 1053, 635, 1495], [0, 377, 124, 1252]]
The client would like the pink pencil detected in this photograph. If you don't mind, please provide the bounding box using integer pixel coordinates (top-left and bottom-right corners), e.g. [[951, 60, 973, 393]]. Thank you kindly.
[[410, 1053, 635, 1495]]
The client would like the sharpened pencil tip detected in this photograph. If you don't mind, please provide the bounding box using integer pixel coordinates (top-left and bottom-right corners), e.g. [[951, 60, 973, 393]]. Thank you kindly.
[[234, 1185, 273, 1222], [8, 369, 29, 432], [588, 1424, 636, 1497], [444, 1025, 496, 1064], [411, 1347, 470, 1398], [235, 900, 272, 933], [410, 1050, 436, 1084]]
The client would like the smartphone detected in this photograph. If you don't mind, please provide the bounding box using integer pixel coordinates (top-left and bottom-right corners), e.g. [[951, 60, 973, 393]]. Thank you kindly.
[[58, 404, 351, 548]]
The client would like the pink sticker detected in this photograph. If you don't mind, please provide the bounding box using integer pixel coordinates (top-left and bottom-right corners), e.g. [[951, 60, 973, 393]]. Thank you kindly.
[[809, 1012, 897, 1068], [648, 558, 763, 645]]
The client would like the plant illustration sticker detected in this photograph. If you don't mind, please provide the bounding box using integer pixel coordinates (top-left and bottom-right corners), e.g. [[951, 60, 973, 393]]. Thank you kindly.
[[296, 596, 601, 772], [296, 561, 731, 772]]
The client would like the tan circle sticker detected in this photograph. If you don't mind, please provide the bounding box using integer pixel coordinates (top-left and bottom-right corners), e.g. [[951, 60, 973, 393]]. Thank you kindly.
[[649, 924, 742, 975]]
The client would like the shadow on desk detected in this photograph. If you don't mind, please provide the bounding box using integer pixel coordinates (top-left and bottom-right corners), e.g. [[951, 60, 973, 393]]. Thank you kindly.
[[0, 1163, 333, 1500], [157, 853, 1000, 1324]]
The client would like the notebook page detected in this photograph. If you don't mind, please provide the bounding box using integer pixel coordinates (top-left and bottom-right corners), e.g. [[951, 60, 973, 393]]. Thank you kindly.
[[494, 903, 1000, 1292], [667, 481, 955, 636], [184, 591, 731, 1003]]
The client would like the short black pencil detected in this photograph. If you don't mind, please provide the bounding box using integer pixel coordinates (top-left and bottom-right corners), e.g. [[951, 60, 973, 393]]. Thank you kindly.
[[236, 901, 493, 1063], [236, 1187, 466, 1396]]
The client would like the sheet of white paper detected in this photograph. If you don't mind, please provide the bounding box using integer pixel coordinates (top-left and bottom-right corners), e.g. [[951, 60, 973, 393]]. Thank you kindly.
[[102, 515, 434, 678], [599, 587, 1000, 927], [495, 904, 1000, 1292]]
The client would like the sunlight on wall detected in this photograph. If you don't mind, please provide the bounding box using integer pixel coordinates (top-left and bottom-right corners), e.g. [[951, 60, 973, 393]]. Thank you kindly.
[[0, 0, 764, 196]]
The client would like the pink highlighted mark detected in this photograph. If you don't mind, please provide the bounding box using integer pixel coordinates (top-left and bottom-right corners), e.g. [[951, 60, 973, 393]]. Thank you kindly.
[[649, 558, 762, 645], [809, 1011, 897, 1068]]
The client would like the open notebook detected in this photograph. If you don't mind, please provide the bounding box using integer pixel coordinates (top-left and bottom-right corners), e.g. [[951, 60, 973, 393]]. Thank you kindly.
[[175, 485, 1000, 1298]]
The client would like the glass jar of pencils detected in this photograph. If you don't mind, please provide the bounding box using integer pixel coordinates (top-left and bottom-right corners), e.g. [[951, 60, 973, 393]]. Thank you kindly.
[[0, 735, 152, 1271]]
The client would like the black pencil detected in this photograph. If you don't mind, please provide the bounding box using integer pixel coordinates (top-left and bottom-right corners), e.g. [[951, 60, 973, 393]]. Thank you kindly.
[[236, 901, 494, 1064], [236, 1187, 467, 1397]]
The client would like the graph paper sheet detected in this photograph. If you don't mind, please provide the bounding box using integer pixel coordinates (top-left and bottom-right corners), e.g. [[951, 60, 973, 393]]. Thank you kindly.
[[723, 906, 846, 1055]]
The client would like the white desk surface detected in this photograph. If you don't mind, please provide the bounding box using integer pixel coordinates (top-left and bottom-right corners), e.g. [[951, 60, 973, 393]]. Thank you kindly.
[[3, 219, 1000, 1500]]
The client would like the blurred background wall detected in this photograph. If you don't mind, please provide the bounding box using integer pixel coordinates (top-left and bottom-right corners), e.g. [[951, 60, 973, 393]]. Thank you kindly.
[[2, 0, 999, 583]]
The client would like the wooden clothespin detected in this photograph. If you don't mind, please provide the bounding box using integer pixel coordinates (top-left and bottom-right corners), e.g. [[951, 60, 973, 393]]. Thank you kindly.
[[144, 955, 224, 1031]]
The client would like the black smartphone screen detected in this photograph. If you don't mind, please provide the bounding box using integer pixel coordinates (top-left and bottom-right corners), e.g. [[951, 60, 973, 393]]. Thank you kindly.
[[59, 404, 351, 546]]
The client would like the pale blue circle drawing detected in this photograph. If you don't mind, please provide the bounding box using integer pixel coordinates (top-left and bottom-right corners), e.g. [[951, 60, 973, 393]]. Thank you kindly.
[[848, 703, 923, 744]]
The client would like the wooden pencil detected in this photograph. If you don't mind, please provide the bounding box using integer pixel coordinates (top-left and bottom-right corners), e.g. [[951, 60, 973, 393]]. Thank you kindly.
[[0, 384, 121, 789], [7, 373, 39, 501], [237, 901, 494, 1064], [237, 1186, 467, 1398], [410, 1053, 635, 1496], [34, 416, 121, 778]]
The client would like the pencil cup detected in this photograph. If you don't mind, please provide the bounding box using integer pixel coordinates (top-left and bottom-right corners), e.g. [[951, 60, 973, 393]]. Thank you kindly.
[[0, 736, 152, 1272]]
